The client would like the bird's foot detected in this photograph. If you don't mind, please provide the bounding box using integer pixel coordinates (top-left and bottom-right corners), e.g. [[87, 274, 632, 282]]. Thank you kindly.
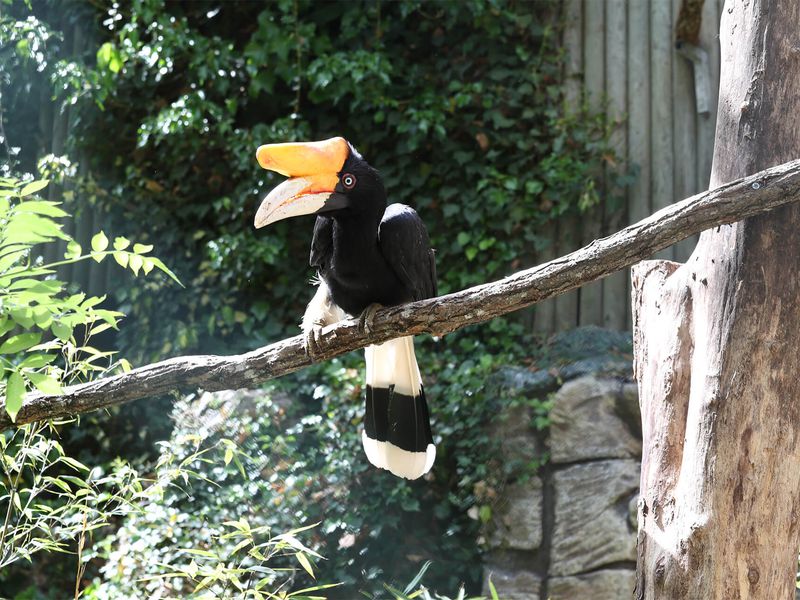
[[303, 322, 324, 361], [358, 303, 383, 335]]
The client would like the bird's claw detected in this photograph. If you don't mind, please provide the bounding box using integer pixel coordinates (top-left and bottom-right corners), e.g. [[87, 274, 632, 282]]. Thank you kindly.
[[303, 323, 324, 361], [358, 303, 382, 335]]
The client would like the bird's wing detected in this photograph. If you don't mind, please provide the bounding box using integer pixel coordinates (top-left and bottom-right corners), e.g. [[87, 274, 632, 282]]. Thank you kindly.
[[309, 215, 334, 270], [378, 204, 437, 301]]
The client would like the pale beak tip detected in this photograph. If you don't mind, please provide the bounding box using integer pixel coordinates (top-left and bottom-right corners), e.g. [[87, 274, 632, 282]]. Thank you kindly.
[[255, 146, 270, 170]]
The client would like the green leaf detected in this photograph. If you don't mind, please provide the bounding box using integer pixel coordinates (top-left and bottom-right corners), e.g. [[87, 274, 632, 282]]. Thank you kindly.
[[488, 578, 499, 600], [146, 257, 182, 285], [27, 372, 62, 395], [17, 201, 68, 218], [97, 42, 123, 73], [478, 504, 492, 523], [402, 561, 432, 595], [0, 318, 13, 338], [5, 213, 66, 243], [91, 231, 109, 253], [59, 456, 90, 472], [5, 371, 24, 421], [295, 552, 314, 579], [113, 236, 130, 250], [113, 251, 129, 268], [182, 548, 217, 558], [132, 243, 153, 254], [64, 241, 82, 260], [129, 253, 143, 275], [51, 321, 72, 342], [0, 332, 42, 354], [9, 307, 35, 329], [19, 180, 49, 197], [18, 354, 56, 369], [0, 249, 27, 273], [43, 476, 73, 494]]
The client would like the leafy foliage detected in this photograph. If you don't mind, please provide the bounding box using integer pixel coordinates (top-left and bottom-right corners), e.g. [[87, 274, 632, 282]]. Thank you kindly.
[[0, 177, 177, 421]]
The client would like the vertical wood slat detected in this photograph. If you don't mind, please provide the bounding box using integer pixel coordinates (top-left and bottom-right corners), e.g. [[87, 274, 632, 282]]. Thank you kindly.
[[672, 0, 699, 263], [532, 0, 560, 336], [650, 0, 674, 261], [553, 0, 584, 333], [579, 0, 605, 327], [532, 231, 557, 334], [626, 0, 652, 330], [602, 0, 628, 330]]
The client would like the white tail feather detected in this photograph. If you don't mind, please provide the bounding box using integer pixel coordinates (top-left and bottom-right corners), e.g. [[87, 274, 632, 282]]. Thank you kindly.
[[365, 336, 422, 396], [361, 432, 435, 480], [362, 337, 434, 480]]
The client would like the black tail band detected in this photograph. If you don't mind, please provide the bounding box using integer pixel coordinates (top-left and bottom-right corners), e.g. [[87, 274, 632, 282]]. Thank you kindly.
[[365, 384, 433, 453]]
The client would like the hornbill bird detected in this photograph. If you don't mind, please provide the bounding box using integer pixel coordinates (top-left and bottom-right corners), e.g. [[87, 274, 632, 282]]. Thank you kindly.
[[253, 137, 437, 480]]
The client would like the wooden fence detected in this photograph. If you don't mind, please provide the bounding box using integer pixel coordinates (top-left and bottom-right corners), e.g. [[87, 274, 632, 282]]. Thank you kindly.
[[38, 0, 725, 335], [533, 0, 724, 333]]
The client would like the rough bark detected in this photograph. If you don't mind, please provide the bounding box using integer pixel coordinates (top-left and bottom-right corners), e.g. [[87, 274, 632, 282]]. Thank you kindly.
[[3, 159, 800, 432], [633, 2, 800, 598]]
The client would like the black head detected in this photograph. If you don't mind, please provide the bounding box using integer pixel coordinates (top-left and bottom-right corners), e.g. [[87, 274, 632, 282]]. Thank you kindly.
[[333, 143, 386, 218]]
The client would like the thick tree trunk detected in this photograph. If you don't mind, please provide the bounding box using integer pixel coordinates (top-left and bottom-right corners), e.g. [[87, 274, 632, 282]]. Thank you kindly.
[[633, 2, 800, 598]]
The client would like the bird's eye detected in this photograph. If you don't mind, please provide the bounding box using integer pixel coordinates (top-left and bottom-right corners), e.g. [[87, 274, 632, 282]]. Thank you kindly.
[[341, 173, 357, 190]]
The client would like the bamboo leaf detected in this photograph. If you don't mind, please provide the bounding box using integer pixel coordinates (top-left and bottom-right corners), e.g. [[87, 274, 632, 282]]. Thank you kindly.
[[295, 552, 314, 579]]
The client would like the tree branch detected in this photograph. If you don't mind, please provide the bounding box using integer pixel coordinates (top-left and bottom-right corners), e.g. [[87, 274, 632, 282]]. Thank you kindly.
[[3, 158, 800, 431]]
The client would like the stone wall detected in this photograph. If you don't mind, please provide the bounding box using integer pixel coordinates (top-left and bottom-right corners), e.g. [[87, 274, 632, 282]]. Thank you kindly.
[[483, 328, 641, 600]]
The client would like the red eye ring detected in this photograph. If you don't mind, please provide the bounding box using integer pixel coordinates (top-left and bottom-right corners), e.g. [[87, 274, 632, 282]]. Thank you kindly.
[[341, 173, 357, 190]]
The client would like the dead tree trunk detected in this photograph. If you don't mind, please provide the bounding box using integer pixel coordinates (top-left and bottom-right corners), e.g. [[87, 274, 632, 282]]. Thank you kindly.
[[633, 1, 800, 598]]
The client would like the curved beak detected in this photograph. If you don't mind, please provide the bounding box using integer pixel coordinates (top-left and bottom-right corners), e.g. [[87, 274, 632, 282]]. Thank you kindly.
[[254, 137, 350, 228]]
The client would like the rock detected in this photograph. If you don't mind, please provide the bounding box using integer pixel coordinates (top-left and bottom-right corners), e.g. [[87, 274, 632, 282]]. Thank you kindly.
[[489, 404, 542, 469], [489, 478, 544, 551], [549, 376, 642, 463], [548, 569, 636, 600], [558, 356, 632, 381], [491, 366, 559, 397], [550, 459, 639, 576], [482, 563, 542, 600]]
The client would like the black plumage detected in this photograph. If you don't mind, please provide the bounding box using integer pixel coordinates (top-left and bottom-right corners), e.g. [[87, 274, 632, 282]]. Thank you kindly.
[[309, 151, 436, 316]]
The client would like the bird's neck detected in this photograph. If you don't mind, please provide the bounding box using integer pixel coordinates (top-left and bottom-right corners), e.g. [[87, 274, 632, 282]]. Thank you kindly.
[[332, 209, 379, 249], [334, 193, 386, 230]]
